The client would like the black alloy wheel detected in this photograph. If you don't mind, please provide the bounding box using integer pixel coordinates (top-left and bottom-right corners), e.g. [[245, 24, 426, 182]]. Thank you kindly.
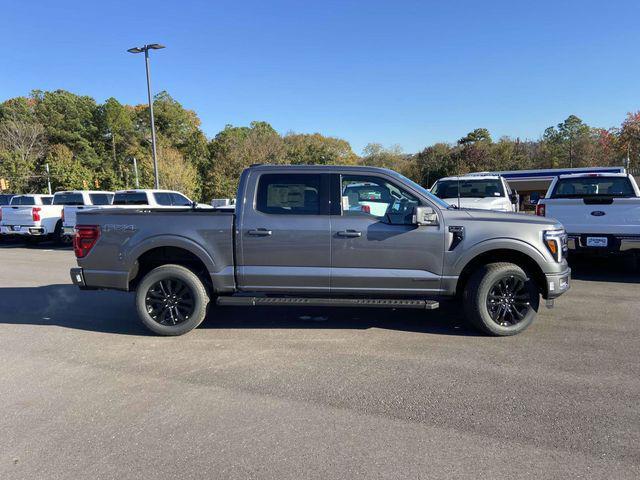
[[145, 278, 196, 326], [485, 274, 532, 327]]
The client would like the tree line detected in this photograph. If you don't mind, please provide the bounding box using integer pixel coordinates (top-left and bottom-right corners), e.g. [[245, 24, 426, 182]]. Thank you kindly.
[[1, 89, 638, 201]]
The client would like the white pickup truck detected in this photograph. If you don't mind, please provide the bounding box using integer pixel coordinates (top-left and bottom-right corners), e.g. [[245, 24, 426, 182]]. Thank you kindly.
[[0, 194, 58, 242], [430, 174, 519, 212], [61, 191, 114, 239], [536, 173, 640, 260], [112, 189, 196, 207]]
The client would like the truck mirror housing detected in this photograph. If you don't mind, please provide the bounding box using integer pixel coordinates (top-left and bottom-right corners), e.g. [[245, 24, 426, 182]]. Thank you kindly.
[[509, 192, 519, 204], [413, 206, 438, 226]]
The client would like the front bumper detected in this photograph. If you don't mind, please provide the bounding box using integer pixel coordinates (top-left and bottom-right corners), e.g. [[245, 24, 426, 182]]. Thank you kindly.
[[545, 268, 571, 299], [567, 234, 640, 253]]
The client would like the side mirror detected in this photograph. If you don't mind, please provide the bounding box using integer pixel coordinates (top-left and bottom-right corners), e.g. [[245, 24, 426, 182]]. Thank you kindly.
[[509, 192, 519, 204], [413, 206, 438, 226]]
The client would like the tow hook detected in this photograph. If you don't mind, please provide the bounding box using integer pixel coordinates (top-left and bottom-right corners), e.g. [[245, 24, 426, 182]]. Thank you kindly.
[[546, 299, 555, 309]]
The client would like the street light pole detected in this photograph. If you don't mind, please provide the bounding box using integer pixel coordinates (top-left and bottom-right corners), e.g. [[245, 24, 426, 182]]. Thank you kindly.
[[132, 157, 140, 189], [127, 43, 165, 189]]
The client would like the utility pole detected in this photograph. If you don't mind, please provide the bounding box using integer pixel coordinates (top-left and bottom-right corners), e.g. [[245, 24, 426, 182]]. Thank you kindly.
[[127, 43, 165, 189], [132, 157, 140, 188], [45, 163, 52, 195]]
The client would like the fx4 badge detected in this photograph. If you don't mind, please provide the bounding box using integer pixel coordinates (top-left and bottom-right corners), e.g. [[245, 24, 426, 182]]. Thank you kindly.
[[103, 224, 136, 232]]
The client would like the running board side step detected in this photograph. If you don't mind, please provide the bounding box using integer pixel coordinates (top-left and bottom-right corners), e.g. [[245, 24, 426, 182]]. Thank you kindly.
[[216, 297, 439, 310]]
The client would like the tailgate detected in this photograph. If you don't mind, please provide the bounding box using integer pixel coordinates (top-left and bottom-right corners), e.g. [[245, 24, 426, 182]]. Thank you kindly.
[[546, 198, 640, 234], [1, 206, 35, 225]]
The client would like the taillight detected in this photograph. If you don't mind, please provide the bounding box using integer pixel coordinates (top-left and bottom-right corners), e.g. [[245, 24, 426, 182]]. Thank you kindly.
[[74, 225, 100, 258], [361, 205, 371, 214], [535, 203, 545, 216], [32, 207, 41, 222]]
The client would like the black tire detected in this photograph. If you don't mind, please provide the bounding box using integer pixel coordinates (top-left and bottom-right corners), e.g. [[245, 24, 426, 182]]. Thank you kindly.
[[53, 220, 70, 245], [463, 262, 540, 336], [135, 264, 210, 336]]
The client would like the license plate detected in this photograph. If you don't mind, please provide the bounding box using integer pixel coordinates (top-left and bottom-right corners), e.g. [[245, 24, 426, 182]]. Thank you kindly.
[[586, 237, 608, 247], [11, 226, 21, 231]]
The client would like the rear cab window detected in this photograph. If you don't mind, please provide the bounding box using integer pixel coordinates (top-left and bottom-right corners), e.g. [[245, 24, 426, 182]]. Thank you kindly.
[[53, 193, 85, 205], [256, 174, 324, 215], [10, 196, 36, 206], [113, 192, 149, 205], [89, 193, 114, 205], [551, 177, 635, 198]]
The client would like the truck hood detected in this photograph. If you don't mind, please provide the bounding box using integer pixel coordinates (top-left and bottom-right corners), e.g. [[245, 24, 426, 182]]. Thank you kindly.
[[463, 209, 560, 227], [442, 197, 510, 211]]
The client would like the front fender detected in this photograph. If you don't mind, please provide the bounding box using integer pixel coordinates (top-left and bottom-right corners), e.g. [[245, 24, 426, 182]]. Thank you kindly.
[[448, 237, 552, 277]]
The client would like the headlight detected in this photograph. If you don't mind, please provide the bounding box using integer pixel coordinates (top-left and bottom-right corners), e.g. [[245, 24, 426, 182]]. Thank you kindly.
[[543, 228, 567, 262]]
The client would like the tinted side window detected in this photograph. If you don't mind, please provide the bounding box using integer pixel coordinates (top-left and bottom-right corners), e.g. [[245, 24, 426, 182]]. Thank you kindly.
[[153, 192, 173, 206], [89, 193, 114, 205], [113, 193, 148, 205], [256, 174, 322, 215], [170, 193, 192, 206]]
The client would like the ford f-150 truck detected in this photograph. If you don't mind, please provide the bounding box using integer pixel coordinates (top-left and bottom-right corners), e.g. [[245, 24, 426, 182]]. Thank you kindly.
[[70, 165, 570, 336], [536, 173, 640, 263]]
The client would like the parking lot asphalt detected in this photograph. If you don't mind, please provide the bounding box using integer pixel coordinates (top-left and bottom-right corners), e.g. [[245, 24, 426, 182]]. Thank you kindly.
[[0, 242, 639, 479]]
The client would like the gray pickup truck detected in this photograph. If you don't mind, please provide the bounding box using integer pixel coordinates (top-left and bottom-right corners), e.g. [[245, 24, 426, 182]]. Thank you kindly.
[[70, 165, 570, 336]]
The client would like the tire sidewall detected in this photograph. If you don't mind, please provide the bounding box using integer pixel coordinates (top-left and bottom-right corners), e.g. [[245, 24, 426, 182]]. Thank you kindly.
[[465, 263, 539, 336], [135, 265, 209, 336]]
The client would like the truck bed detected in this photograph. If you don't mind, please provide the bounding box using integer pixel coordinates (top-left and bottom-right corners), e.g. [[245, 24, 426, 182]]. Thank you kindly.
[[76, 207, 236, 291]]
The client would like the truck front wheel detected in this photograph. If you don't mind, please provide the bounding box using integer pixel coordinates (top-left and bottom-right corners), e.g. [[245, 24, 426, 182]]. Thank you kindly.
[[463, 262, 539, 336], [135, 264, 210, 336]]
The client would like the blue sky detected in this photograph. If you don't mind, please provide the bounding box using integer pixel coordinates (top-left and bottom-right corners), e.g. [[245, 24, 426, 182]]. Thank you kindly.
[[1, 0, 639, 154]]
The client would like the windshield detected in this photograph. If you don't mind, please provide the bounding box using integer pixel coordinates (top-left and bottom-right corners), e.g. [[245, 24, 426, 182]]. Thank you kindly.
[[551, 177, 635, 198], [391, 172, 452, 209], [432, 179, 504, 199], [113, 192, 149, 205], [53, 193, 85, 205]]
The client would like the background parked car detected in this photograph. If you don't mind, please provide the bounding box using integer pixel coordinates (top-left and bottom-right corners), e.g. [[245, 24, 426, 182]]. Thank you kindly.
[[430, 174, 519, 212], [536, 172, 640, 267], [61, 191, 114, 241], [0, 194, 58, 243], [112, 189, 201, 207]]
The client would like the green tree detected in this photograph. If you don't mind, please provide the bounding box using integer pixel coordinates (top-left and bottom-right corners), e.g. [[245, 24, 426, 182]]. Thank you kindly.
[[46, 144, 92, 191], [283, 133, 357, 165]]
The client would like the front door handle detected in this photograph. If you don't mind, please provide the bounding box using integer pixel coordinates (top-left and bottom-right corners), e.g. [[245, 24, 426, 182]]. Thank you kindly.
[[248, 228, 272, 236], [337, 230, 362, 238]]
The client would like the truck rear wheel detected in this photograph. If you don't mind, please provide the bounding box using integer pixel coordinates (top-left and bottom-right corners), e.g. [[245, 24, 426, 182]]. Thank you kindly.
[[135, 264, 210, 336], [463, 262, 539, 336]]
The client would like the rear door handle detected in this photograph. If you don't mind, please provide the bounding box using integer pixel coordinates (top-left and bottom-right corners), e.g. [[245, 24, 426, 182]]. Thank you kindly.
[[337, 230, 362, 238], [248, 228, 272, 236]]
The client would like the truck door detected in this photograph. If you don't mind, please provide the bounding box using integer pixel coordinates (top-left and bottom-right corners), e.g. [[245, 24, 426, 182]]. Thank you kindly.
[[330, 173, 446, 295], [238, 172, 331, 293]]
